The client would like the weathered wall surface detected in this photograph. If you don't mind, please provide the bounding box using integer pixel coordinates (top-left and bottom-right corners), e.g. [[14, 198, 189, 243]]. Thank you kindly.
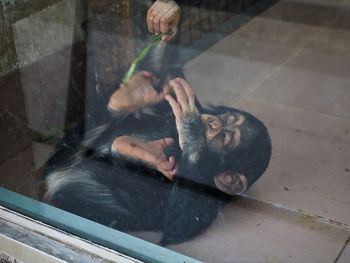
[[84, 0, 134, 129], [0, 0, 263, 196], [0, 0, 134, 164]]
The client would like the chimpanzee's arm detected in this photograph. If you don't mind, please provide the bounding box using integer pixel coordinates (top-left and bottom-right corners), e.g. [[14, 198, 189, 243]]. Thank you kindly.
[[108, 71, 167, 114], [111, 136, 177, 181], [160, 111, 227, 245], [161, 160, 219, 245], [161, 78, 231, 244], [87, 70, 172, 157]]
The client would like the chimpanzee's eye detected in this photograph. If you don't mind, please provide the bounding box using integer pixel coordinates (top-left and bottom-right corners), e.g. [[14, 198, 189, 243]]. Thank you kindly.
[[220, 113, 236, 125], [227, 114, 236, 124]]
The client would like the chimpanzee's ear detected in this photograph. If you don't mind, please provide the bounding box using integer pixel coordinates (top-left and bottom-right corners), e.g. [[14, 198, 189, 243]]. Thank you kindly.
[[213, 172, 248, 195]]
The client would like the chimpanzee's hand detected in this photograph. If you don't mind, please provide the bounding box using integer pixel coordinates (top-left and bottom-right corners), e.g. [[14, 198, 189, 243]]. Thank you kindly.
[[147, 0, 181, 42], [112, 135, 178, 181], [108, 71, 168, 113], [165, 78, 200, 152]]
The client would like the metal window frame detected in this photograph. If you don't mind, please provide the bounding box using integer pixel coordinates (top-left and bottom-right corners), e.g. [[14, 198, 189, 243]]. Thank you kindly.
[[0, 187, 201, 263]]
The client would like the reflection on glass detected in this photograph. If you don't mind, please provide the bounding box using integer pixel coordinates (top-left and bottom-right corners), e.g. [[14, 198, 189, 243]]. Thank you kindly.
[[1, 0, 350, 262]]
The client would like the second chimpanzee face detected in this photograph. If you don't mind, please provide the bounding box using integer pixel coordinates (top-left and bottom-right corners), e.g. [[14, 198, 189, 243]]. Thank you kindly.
[[201, 112, 245, 153]]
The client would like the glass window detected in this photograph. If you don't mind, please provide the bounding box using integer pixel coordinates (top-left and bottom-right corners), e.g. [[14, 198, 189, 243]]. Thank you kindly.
[[1, 0, 349, 262]]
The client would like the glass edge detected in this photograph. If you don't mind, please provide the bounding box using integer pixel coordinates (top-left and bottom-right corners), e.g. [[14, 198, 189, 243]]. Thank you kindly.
[[0, 187, 202, 263]]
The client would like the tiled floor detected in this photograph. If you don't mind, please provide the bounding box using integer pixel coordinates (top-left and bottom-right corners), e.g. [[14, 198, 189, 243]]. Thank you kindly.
[[169, 199, 349, 263], [179, 0, 350, 261]]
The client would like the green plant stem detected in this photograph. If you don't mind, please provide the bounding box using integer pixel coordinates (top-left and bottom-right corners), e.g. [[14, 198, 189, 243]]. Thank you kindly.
[[122, 31, 173, 85]]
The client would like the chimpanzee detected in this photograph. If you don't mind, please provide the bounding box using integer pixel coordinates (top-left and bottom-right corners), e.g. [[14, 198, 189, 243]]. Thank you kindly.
[[43, 72, 271, 245]]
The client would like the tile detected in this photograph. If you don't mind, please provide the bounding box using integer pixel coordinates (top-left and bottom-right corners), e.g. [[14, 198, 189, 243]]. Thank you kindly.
[[306, 0, 350, 9], [285, 10, 350, 78], [167, 199, 348, 263], [306, 11, 350, 54], [250, 37, 350, 116], [184, 12, 324, 99], [185, 38, 296, 96], [338, 241, 350, 263], [260, 0, 344, 27], [233, 16, 321, 48], [185, 77, 242, 107], [234, 97, 350, 225], [251, 64, 350, 118], [250, 14, 350, 118], [240, 7, 350, 119]]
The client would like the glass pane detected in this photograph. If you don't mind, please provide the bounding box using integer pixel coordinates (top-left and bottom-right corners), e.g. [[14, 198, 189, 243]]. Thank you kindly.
[[1, 0, 349, 262]]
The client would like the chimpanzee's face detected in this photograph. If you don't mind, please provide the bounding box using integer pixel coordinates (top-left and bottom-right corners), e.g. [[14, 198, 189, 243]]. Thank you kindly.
[[201, 112, 245, 153], [201, 112, 249, 195]]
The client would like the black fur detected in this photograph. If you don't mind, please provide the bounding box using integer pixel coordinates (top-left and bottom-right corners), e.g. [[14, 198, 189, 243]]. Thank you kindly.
[[44, 41, 271, 245], [44, 104, 271, 245]]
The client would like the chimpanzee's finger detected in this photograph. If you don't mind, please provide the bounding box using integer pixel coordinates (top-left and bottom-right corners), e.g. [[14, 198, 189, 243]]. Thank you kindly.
[[169, 156, 176, 167], [162, 27, 176, 42], [160, 151, 176, 170], [150, 74, 160, 87], [169, 79, 189, 112], [140, 71, 160, 86], [164, 5, 180, 38], [155, 157, 177, 181], [156, 157, 175, 170], [147, 14, 154, 33], [150, 3, 163, 34], [152, 138, 174, 150], [169, 156, 178, 180], [158, 168, 175, 181], [153, 13, 163, 34], [140, 71, 152, 78], [162, 82, 173, 95], [147, 3, 161, 33], [150, 93, 165, 105], [165, 94, 182, 119], [171, 159, 178, 176], [175, 78, 197, 112], [175, 78, 194, 93], [111, 136, 176, 180], [160, 8, 175, 40], [147, 138, 173, 158], [159, 12, 170, 34], [132, 143, 170, 170], [147, 1, 157, 18]]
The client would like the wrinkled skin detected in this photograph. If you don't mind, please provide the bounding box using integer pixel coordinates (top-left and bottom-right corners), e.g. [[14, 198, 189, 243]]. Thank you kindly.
[[147, 0, 181, 42], [44, 70, 270, 245], [109, 73, 247, 194]]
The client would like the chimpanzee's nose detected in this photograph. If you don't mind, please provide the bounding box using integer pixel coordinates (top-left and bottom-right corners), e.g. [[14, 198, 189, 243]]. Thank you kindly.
[[209, 119, 222, 137], [210, 120, 221, 130]]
